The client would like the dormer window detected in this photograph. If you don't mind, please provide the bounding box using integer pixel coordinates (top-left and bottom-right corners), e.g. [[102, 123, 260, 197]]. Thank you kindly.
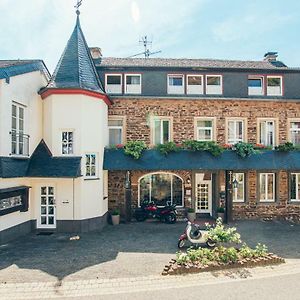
[[105, 74, 122, 94], [187, 75, 203, 95], [125, 74, 141, 94], [248, 76, 264, 95], [267, 76, 282, 96], [206, 75, 222, 95], [168, 75, 184, 94]]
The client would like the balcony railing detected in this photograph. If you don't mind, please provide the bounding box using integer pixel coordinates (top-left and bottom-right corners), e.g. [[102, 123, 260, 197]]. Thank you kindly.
[[10, 131, 30, 156]]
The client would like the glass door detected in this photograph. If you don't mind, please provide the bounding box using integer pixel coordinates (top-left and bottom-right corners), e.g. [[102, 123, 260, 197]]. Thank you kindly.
[[38, 186, 56, 229], [195, 173, 212, 215]]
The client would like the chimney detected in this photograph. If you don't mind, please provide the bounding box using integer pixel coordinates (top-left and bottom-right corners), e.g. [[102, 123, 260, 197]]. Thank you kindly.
[[264, 52, 278, 62], [90, 47, 102, 59]]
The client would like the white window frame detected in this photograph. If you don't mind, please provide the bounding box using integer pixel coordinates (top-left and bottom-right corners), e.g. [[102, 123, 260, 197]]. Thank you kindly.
[[187, 74, 204, 95], [258, 119, 276, 148], [267, 76, 283, 96], [233, 173, 245, 203], [105, 73, 122, 94], [289, 119, 300, 145], [205, 75, 222, 95], [61, 130, 74, 155], [85, 153, 98, 178], [227, 119, 245, 144], [151, 117, 172, 145], [259, 173, 275, 202], [167, 74, 185, 94], [138, 172, 184, 207], [125, 74, 142, 94], [290, 173, 300, 202], [248, 76, 264, 96], [195, 117, 215, 141], [108, 116, 125, 145]]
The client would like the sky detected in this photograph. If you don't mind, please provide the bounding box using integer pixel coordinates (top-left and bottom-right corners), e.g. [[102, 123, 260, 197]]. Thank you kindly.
[[0, 0, 300, 72]]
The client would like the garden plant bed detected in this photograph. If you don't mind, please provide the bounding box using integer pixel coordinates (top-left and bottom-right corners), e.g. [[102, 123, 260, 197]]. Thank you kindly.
[[162, 252, 285, 276]]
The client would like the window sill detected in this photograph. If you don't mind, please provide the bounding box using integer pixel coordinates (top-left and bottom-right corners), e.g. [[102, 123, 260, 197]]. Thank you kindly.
[[9, 154, 30, 158], [84, 177, 100, 181], [258, 200, 276, 204], [289, 200, 300, 204]]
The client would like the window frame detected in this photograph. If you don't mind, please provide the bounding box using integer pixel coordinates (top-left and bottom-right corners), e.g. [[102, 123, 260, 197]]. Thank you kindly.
[[226, 118, 247, 144], [187, 74, 204, 95], [138, 172, 184, 207], [167, 74, 185, 95], [259, 173, 276, 202], [124, 73, 142, 94], [232, 172, 245, 203], [205, 75, 223, 95], [290, 173, 300, 202], [105, 73, 123, 94], [257, 118, 278, 148], [150, 116, 173, 145], [61, 130, 74, 155], [108, 116, 126, 146], [266, 75, 283, 96], [84, 153, 98, 179], [194, 117, 216, 141], [288, 118, 300, 145], [248, 76, 264, 96]]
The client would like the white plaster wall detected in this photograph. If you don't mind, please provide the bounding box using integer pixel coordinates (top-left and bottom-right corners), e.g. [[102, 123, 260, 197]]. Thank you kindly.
[[0, 71, 48, 156]]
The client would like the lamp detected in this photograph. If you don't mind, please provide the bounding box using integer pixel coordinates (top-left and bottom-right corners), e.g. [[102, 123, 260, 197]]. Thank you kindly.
[[125, 171, 131, 189], [233, 178, 238, 190], [186, 177, 191, 185]]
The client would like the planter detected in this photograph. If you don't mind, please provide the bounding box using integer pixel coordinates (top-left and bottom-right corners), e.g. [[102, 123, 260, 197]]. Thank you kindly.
[[111, 214, 120, 225], [187, 212, 196, 222], [217, 212, 225, 222]]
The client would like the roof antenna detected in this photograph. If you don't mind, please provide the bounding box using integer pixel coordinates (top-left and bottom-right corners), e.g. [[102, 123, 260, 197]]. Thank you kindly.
[[74, 0, 83, 15], [128, 35, 162, 58]]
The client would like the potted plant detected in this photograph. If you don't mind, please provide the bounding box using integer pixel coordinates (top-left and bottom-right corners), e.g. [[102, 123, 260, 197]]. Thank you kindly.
[[217, 207, 225, 221], [187, 208, 196, 222], [111, 209, 120, 225]]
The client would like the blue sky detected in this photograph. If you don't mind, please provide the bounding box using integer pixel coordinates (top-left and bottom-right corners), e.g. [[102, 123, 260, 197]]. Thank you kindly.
[[0, 0, 300, 72]]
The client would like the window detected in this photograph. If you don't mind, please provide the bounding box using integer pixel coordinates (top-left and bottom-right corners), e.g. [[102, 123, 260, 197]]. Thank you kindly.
[[168, 75, 184, 94], [187, 75, 203, 94], [227, 120, 245, 144], [125, 74, 141, 94], [62, 131, 74, 154], [259, 173, 275, 202], [105, 74, 122, 94], [267, 76, 282, 96], [11, 103, 28, 156], [233, 173, 245, 202], [248, 76, 264, 95], [152, 118, 171, 145], [108, 118, 124, 145], [196, 119, 214, 141], [139, 173, 183, 207], [290, 173, 300, 202], [85, 154, 97, 178], [259, 120, 276, 147], [206, 75, 222, 95], [289, 121, 300, 145]]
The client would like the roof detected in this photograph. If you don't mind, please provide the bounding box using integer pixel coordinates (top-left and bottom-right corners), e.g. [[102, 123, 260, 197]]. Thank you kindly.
[[0, 141, 81, 178], [46, 14, 104, 94], [97, 57, 288, 70], [0, 60, 49, 80], [104, 149, 300, 171]]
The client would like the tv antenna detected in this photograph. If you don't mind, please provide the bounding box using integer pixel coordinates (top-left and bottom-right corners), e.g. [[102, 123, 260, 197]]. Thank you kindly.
[[128, 35, 162, 58], [74, 0, 83, 13]]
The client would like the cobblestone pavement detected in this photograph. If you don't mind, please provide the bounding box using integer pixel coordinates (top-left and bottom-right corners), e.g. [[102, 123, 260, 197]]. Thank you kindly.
[[0, 220, 299, 299]]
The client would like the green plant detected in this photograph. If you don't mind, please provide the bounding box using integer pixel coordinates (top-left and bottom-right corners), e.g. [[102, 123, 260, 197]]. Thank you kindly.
[[216, 246, 238, 263], [183, 140, 224, 157], [275, 142, 295, 152], [234, 142, 257, 158], [239, 243, 254, 259], [176, 252, 190, 265], [111, 209, 120, 216], [254, 243, 268, 257], [124, 141, 147, 159], [187, 208, 195, 213], [206, 217, 241, 244], [217, 207, 225, 213], [156, 142, 181, 155]]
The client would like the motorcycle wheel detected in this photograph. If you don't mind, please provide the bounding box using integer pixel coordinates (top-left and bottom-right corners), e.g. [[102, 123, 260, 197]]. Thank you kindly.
[[178, 239, 186, 249], [206, 239, 216, 248], [165, 212, 177, 224]]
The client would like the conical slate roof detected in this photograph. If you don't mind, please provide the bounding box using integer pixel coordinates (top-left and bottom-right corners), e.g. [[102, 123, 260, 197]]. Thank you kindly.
[[46, 13, 104, 93]]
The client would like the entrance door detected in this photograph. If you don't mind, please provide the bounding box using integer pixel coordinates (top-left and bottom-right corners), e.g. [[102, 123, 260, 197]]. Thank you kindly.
[[195, 173, 212, 215], [38, 186, 56, 229]]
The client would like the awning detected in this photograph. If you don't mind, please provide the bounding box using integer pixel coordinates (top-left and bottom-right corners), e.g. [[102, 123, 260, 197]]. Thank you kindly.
[[103, 149, 300, 171]]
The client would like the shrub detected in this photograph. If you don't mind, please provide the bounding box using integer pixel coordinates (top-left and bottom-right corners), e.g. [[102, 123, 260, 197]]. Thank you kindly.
[[239, 243, 254, 259], [111, 209, 120, 216], [217, 207, 225, 213], [234, 142, 257, 158], [216, 246, 238, 263], [254, 243, 268, 257], [187, 208, 195, 213], [124, 141, 147, 159], [156, 142, 181, 155], [275, 142, 295, 152], [183, 140, 224, 157]]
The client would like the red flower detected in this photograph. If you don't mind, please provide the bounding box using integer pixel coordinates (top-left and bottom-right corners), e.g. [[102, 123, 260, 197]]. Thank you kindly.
[[116, 144, 124, 149]]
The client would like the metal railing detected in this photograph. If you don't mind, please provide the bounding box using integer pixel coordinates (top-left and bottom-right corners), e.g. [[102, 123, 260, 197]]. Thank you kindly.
[[10, 131, 30, 156]]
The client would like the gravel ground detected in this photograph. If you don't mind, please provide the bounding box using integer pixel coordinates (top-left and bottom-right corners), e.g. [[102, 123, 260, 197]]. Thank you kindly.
[[0, 220, 299, 284]]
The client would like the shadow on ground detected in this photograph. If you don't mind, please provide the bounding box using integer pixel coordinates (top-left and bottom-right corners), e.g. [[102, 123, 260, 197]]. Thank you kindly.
[[0, 220, 299, 283]]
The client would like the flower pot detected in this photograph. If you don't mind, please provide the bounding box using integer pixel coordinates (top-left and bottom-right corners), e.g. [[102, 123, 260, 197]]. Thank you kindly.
[[187, 212, 196, 222], [112, 214, 120, 225], [217, 212, 225, 222]]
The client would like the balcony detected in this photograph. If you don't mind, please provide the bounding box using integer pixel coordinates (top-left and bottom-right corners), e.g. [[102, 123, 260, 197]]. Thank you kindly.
[[10, 132, 30, 156]]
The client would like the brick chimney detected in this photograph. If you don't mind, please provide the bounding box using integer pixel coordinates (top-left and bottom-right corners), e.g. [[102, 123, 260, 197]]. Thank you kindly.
[[90, 47, 102, 59], [264, 52, 278, 62]]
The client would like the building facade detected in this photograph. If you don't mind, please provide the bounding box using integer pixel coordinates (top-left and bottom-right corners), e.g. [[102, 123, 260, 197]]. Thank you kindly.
[[1, 13, 300, 244]]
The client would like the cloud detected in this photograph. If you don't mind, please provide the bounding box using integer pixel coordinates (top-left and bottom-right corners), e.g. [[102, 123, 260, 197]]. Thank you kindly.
[[131, 1, 140, 23]]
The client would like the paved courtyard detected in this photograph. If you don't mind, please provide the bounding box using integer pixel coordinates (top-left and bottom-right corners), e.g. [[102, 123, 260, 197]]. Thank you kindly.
[[0, 220, 299, 285]]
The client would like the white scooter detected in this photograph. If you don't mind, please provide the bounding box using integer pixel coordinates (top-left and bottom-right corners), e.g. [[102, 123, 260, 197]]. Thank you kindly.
[[178, 221, 216, 249]]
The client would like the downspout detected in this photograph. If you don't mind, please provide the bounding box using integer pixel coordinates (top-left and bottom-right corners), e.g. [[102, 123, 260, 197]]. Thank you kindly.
[[73, 178, 75, 221]]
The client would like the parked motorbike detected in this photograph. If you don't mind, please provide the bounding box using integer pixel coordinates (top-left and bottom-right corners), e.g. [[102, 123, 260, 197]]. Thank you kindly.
[[134, 201, 177, 224], [178, 221, 216, 248]]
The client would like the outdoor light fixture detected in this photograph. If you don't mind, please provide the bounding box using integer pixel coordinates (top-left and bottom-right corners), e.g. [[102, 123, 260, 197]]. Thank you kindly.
[[233, 178, 239, 190], [186, 178, 191, 184], [125, 171, 131, 189]]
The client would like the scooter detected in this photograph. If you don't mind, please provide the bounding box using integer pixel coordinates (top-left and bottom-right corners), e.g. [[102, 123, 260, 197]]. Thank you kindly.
[[178, 221, 216, 249]]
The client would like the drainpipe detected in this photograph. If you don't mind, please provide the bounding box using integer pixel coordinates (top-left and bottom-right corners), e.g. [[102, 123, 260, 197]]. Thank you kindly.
[[125, 171, 132, 222], [225, 170, 233, 223]]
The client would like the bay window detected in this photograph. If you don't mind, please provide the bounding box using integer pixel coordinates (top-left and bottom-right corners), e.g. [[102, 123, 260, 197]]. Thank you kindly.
[[259, 173, 275, 202]]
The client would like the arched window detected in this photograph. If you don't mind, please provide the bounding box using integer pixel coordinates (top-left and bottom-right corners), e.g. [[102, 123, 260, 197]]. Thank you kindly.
[[139, 173, 183, 207]]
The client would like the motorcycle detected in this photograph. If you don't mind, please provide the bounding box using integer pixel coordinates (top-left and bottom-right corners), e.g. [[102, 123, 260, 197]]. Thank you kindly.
[[178, 221, 216, 248], [134, 200, 177, 224]]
